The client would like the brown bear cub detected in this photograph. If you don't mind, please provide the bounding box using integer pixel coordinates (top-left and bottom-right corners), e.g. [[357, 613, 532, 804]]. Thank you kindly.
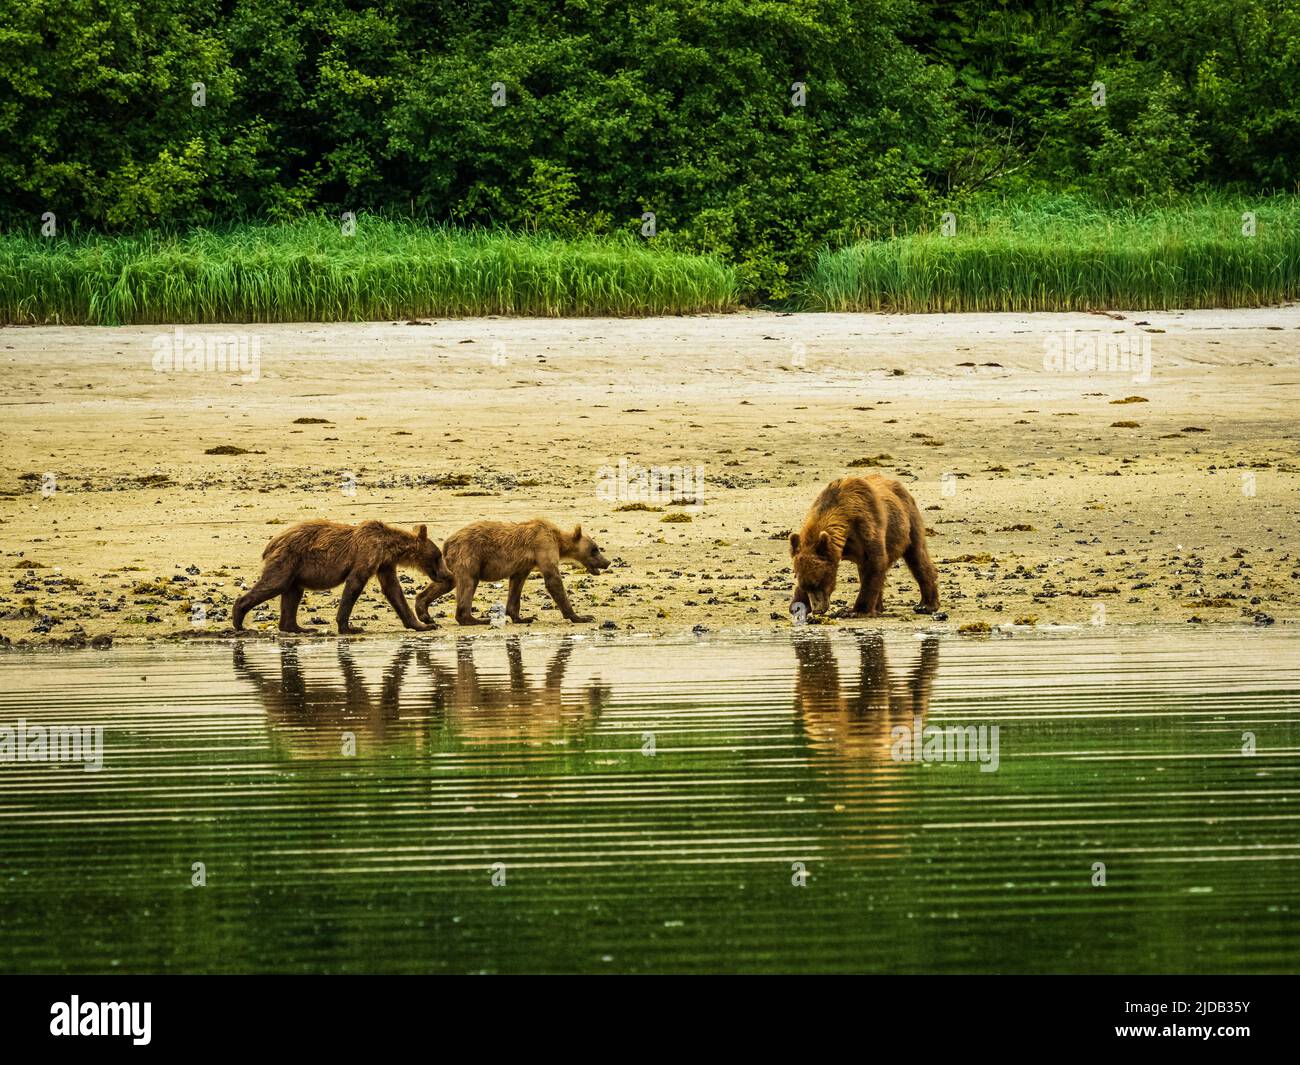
[[415, 519, 610, 626], [232, 520, 452, 635], [790, 476, 939, 618]]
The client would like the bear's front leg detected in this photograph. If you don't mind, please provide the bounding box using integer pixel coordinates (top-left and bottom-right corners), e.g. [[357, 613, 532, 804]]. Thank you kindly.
[[542, 568, 593, 623], [378, 564, 435, 631], [851, 550, 887, 617], [336, 571, 369, 634]]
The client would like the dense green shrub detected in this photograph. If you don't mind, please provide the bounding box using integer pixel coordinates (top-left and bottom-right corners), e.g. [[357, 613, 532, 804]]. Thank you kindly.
[[1, 1, 1295, 300]]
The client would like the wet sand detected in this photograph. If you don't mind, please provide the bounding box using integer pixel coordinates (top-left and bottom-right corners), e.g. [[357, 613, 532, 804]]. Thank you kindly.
[[1, 308, 1297, 644]]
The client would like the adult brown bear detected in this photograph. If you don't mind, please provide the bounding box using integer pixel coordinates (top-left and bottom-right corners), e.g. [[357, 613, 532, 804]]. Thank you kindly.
[[790, 476, 939, 618]]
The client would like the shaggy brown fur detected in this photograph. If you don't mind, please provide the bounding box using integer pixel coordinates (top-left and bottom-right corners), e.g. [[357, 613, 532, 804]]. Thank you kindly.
[[789, 476, 939, 617], [414, 519, 610, 626], [232, 520, 451, 634]]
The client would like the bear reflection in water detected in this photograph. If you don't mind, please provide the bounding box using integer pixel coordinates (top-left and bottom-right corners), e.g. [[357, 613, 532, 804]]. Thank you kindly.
[[792, 631, 939, 763], [233, 636, 608, 758]]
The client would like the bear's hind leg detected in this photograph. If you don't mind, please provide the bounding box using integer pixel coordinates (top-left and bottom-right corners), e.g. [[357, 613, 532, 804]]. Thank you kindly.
[[415, 576, 454, 625], [506, 572, 535, 624], [905, 538, 940, 614], [455, 575, 487, 625], [233, 570, 291, 631]]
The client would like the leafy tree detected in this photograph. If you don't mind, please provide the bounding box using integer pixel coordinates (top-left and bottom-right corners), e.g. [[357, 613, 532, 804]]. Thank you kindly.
[[1, 0, 1294, 296]]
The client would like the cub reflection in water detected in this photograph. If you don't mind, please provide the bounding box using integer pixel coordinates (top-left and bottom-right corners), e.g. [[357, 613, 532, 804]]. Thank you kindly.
[[793, 631, 939, 762], [233, 636, 607, 756], [233, 641, 420, 756], [418, 635, 609, 745]]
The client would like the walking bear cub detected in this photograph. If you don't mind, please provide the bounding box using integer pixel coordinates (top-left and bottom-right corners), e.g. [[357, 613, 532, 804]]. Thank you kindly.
[[232, 520, 451, 634], [790, 476, 939, 618], [415, 519, 610, 626]]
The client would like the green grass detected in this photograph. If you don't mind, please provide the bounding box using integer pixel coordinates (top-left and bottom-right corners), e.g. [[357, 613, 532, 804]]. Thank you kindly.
[[0, 217, 740, 324], [804, 194, 1300, 312], [5, 197, 1299, 321]]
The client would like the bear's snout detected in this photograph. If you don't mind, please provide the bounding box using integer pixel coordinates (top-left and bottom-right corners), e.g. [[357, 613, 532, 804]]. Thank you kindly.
[[794, 584, 828, 615]]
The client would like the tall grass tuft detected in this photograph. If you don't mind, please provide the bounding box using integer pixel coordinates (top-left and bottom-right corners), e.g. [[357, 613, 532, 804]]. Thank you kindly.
[[0, 218, 740, 324], [804, 195, 1300, 312]]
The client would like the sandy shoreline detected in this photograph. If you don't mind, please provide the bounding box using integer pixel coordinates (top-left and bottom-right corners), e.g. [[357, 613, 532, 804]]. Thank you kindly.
[[2, 308, 1297, 646]]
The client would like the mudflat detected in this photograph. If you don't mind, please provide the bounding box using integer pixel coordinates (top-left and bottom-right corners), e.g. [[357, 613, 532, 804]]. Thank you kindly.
[[1, 308, 1296, 643]]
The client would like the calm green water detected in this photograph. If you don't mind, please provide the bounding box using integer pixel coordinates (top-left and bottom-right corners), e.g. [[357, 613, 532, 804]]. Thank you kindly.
[[1, 628, 1297, 974]]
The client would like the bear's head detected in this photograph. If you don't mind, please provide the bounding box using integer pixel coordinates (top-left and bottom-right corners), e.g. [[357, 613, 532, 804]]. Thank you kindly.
[[413, 525, 452, 583], [789, 530, 837, 615], [569, 525, 611, 575]]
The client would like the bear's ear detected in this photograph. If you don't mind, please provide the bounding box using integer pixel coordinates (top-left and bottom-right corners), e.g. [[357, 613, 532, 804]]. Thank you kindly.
[[788, 532, 800, 556], [416, 524, 428, 541], [816, 531, 832, 557], [572, 524, 582, 542]]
